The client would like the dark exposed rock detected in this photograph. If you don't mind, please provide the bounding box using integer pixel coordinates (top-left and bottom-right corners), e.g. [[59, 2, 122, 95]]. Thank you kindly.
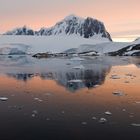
[[108, 44, 140, 56]]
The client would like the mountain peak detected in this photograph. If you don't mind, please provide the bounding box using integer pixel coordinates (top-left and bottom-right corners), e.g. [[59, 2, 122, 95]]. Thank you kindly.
[[64, 14, 84, 21]]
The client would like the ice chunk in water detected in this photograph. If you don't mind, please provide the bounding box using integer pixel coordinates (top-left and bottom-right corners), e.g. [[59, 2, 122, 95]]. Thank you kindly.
[[92, 117, 97, 120], [70, 57, 84, 61], [112, 91, 125, 96], [99, 118, 107, 123], [0, 97, 8, 101], [72, 65, 85, 69], [34, 98, 43, 102], [81, 122, 87, 125], [110, 75, 121, 79], [105, 111, 112, 115], [131, 123, 140, 127]]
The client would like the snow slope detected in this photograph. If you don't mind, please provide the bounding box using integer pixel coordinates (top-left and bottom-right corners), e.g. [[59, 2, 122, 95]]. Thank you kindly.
[[78, 42, 131, 54], [0, 35, 139, 55]]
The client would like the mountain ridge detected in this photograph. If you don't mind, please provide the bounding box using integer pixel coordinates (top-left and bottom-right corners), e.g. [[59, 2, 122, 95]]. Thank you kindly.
[[4, 15, 112, 41]]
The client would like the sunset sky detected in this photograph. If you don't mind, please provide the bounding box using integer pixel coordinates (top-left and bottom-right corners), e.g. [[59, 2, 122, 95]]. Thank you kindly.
[[0, 0, 140, 41]]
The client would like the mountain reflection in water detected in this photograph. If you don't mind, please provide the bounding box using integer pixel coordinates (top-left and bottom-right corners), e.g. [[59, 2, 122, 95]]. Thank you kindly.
[[0, 56, 140, 92]]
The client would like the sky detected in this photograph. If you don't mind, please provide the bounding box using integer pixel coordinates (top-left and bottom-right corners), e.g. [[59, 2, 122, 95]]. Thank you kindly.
[[0, 0, 140, 41]]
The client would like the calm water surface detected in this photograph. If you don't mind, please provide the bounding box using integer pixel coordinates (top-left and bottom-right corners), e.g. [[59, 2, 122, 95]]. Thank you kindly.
[[0, 56, 140, 140]]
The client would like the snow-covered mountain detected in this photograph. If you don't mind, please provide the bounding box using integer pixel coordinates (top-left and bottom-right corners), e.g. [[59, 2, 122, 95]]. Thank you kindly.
[[4, 26, 35, 35], [4, 15, 112, 41], [37, 15, 112, 41], [134, 37, 140, 43]]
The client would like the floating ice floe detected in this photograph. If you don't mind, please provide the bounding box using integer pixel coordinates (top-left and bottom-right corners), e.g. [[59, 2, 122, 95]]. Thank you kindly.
[[99, 118, 107, 123], [32, 114, 36, 117], [124, 81, 130, 83], [34, 98, 43, 102], [122, 109, 126, 112], [94, 85, 100, 88], [105, 111, 112, 115], [129, 115, 134, 118], [92, 117, 97, 120], [46, 118, 50, 121], [45, 93, 53, 96], [32, 110, 38, 117], [0, 97, 8, 101], [112, 91, 125, 96], [110, 75, 121, 79], [135, 101, 140, 104], [66, 63, 71, 65], [131, 123, 140, 127], [126, 74, 133, 77], [61, 111, 65, 114], [81, 122, 87, 125], [68, 79, 83, 83], [72, 65, 85, 69]]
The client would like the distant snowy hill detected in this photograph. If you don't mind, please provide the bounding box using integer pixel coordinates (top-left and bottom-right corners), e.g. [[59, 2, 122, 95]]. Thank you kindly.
[[4, 15, 112, 41], [4, 26, 35, 35]]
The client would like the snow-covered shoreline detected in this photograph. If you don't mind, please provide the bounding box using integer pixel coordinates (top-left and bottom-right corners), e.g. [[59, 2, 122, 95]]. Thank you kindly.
[[0, 35, 110, 54], [0, 35, 139, 56]]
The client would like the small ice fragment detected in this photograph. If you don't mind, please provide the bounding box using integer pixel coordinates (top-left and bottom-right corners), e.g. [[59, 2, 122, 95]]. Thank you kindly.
[[0, 97, 8, 101], [129, 115, 134, 118], [131, 123, 140, 127], [45, 93, 52, 96], [112, 91, 125, 96], [46, 118, 50, 121], [110, 75, 121, 79], [70, 57, 84, 61], [105, 111, 112, 115], [32, 114, 36, 117], [68, 79, 82, 83], [61, 111, 65, 114], [135, 101, 140, 104], [92, 117, 97, 120], [11, 94, 15, 97], [32, 110, 38, 117], [124, 81, 130, 83], [32, 110, 38, 114], [126, 74, 133, 77], [94, 85, 100, 88], [72, 65, 85, 69], [99, 118, 107, 123], [34, 98, 43, 102], [122, 109, 126, 112], [66, 63, 71, 65], [81, 122, 87, 125]]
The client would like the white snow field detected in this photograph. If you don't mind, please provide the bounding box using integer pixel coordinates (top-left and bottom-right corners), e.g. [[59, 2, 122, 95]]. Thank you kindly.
[[0, 35, 110, 54], [0, 35, 139, 55]]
